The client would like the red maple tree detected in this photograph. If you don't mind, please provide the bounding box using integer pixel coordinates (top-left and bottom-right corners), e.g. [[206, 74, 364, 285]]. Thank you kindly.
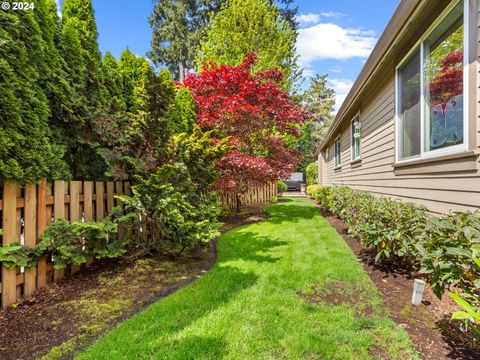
[[182, 53, 309, 204]]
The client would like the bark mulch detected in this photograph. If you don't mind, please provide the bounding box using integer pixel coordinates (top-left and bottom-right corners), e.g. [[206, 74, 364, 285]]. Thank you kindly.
[[308, 198, 480, 360], [0, 203, 269, 360]]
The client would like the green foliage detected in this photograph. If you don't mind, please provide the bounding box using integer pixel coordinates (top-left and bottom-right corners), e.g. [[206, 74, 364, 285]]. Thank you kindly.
[[0, 6, 69, 182], [313, 185, 480, 312], [313, 186, 428, 264], [277, 180, 288, 193], [305, 162, 318, 185], [35, 213, 131, 269], [295, 75, 335, 170], [306, 184, 321, 198], [38, 218, 87, 268], [118, 166, 222, 255], [0, 243, 40, 269], [197, 0, 299, 88], [149, 0, 224, 81], [449, 291, 480, 337], [416, 212, 480, 303]]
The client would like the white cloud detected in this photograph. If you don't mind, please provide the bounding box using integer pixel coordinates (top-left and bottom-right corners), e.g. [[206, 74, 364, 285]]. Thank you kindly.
[[320, 11, 345, 18], [329, 79, 354, 112], [296, 13, 321, 25], [297, 23, 377, 68]]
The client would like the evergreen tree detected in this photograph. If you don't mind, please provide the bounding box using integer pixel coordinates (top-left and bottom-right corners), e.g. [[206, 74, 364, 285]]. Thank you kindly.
[[296, 74, 335, 171], [101, 52, 126, 113], [0, 8, 68, 182], [118, 48, 146, 112], [196, 0, 299, 89], [62, 0, 103, 109], [149, 0, 225, 82]]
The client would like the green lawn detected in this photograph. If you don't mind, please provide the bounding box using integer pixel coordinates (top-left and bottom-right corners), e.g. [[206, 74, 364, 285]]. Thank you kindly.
[[78, 198, 418, 359]]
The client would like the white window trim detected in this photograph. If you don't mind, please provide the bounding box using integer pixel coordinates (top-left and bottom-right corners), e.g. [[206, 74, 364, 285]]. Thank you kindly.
[[350, 113, 361, 161], [334, 135, 342, 168], [394, 0, 469, 164]]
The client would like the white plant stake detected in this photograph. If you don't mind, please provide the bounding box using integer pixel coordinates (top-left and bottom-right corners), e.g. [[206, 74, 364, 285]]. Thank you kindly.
[[412, 279, 426, 306]]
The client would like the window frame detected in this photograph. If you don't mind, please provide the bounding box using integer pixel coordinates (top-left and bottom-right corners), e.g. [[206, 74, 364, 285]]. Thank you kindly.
[[350, 113, 361, 161], [334, 135, 342, 168], [394, 0, 469, 164]]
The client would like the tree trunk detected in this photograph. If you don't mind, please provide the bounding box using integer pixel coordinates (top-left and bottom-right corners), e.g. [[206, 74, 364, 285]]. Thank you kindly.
[[179, 59, 186, 83], [236, 193, 241, 213]]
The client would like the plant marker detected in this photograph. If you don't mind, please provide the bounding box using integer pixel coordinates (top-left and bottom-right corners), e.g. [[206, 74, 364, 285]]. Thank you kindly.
[[412, 279, 426, 306]]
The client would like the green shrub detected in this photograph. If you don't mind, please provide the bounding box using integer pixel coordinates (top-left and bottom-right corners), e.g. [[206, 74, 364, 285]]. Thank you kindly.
[[306, 184, 321, 198], [315, 185, 480, 308], [449, 290, 480, 336], [118, 164, 222, 255], [278, 180, 288, 193], [0, 242, 40, 269], [416, 212, 480, 304], [306, 162, 318, 185], [314, 186, 427, 264]]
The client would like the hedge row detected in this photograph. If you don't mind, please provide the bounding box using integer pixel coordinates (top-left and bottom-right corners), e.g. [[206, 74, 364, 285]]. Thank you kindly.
[[307, 185, 480, 309]]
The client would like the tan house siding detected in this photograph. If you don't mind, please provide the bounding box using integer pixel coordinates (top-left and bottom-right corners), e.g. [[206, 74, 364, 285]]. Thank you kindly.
[[319, 76, 480, 214]]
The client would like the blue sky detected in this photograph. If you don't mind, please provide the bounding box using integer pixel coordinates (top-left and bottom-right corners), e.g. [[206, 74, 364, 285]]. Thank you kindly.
[[58, 0, 400, 110]]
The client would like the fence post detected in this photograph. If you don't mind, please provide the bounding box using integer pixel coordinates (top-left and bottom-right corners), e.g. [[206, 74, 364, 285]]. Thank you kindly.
[[53, 180, 65, 281], [23, 184, 37, 297], [2, 182, 18, 308], [36, 178, 47, 288]]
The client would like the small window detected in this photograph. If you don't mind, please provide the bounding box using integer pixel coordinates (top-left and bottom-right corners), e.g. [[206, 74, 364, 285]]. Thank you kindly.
[[396, 0, 466, 161], [351, 116, 361, 160], [334, 136, 341, 167]]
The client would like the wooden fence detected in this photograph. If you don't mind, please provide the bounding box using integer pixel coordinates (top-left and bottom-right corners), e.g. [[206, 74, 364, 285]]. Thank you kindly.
[[218, 182, 278, 209], [0, 179, 131, 308], [0, 179, 277, 308]]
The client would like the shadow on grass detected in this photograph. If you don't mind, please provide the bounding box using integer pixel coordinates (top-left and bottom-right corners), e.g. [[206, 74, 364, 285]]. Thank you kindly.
[[83, 211, 297, 358]]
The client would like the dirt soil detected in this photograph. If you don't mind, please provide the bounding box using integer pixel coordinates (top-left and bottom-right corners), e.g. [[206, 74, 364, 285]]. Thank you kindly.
[[0, 203, 269, 360], [308, 199, 480, 360]]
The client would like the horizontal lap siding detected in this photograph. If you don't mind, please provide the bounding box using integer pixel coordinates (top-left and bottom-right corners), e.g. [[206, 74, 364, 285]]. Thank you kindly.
[[320, 76, 480, 214]]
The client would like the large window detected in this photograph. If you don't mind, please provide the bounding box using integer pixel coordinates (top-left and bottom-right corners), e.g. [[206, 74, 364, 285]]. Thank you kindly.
[[351, 116, 361, 160], [396, 0, 466, 161], [334, 136, 341, 167]]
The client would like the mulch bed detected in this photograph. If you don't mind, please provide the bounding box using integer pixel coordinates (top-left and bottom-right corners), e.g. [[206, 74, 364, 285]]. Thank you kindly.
[[0, 203, 269, 360], [308, 198, 480, 360]]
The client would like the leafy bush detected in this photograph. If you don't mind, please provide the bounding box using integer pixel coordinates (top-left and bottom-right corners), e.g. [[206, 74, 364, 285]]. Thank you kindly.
[[312, 186, 427, 264], [37, 219, 87, 268], [306, 162, 318, 185], [0, 243, 40, 269], [118, 164, 222, 255], [278, 180, 288, 193], [416, 212, 480, 303], [306, 184, 321, 198], [312, 185, 480, 310], [449, 291, 480, 337]]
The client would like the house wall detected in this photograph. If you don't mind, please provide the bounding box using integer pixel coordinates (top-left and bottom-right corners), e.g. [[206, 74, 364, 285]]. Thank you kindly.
[[318, 0, 480, 215]]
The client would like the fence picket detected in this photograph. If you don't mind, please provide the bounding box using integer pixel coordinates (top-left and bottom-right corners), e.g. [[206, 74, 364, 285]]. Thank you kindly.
[[2, 183, 18, 307], [53, 181, 65, 281], [36, 179, 47, 288], [24, 184, 37, 297], [69, 181, 81, 274], [95, 182, 105, 221]]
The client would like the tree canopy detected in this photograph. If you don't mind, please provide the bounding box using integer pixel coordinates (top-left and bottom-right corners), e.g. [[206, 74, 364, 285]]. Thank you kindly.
[[184, 53, 309, 196], [196, 0, 299, 88]]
